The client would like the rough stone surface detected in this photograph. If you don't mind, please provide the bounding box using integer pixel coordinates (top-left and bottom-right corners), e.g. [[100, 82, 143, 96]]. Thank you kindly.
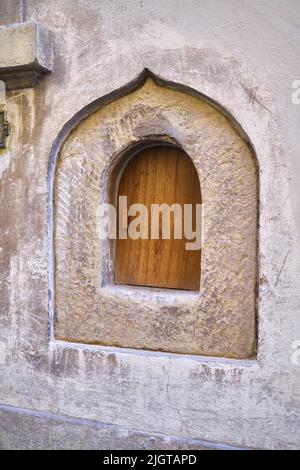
[[53, 78, 258, 358], [0, 0, 299, 450], [0, 21, 53, 90]]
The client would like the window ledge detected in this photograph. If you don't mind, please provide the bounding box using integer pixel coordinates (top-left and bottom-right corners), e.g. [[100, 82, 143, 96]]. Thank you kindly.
[[100, 283, 200, 306]]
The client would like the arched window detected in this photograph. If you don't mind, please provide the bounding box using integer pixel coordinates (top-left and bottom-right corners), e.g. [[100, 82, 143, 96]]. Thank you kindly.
[[115, 144, 201, 290]]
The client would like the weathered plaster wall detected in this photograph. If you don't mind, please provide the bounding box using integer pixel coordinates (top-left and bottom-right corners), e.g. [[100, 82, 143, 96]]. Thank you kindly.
[[0, 0, 300, 450]]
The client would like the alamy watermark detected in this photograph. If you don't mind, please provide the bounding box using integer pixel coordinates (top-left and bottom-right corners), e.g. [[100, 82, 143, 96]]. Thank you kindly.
[[96, 196, 204, 250]]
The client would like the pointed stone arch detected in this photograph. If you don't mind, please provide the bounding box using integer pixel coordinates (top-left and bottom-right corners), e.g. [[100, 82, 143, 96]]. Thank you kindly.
[[48, 69, 258, 358]]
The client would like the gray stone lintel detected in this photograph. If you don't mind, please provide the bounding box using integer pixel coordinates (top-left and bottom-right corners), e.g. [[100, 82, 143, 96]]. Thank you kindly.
[[0, 21, 53, 90]]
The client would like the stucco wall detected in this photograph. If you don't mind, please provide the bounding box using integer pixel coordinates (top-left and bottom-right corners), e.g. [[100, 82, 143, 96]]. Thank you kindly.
[[0, 0, 300, 449]]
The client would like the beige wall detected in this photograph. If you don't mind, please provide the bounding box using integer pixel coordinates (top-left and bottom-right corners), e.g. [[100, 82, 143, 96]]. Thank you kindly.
[[0, 0, 300, 449]]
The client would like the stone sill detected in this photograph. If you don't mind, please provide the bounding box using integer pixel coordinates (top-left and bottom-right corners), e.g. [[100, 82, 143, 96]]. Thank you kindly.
[[50, 338, 259, 367], [100, 283, 200, 306]]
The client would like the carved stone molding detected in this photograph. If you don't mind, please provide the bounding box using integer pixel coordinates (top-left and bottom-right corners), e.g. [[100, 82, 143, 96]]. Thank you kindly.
[[50, 70, 258, 359]]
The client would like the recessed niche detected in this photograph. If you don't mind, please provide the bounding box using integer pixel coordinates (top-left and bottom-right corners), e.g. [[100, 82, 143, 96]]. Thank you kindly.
[[51, 72, 258, 358]]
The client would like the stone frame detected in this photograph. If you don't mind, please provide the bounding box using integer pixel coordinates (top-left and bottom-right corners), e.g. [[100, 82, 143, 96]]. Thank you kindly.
[[49, 69, 258, 359]]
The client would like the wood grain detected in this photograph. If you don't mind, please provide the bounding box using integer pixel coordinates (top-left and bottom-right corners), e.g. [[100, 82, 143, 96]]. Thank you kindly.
[[115, 145, 201, 290]]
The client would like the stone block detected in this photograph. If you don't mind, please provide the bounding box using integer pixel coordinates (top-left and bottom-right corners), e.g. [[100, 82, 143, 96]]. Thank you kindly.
[[0, 21, 53, 90]]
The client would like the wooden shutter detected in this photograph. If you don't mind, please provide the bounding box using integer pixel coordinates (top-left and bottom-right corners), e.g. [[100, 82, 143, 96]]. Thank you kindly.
[[115, 145, 201, 290]]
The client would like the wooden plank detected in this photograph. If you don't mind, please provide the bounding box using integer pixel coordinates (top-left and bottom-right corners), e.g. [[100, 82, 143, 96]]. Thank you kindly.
[[115, 145, 201, 290]]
